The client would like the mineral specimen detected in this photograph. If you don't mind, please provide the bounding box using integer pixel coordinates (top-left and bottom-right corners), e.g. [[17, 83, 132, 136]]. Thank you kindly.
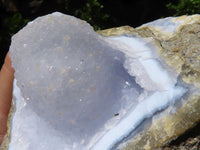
[[1, 12, 200, 150]]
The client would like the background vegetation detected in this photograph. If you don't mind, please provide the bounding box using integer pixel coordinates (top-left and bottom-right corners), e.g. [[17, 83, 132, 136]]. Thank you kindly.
[[1, 0, 200, 68], [167, 0, 200, 16]]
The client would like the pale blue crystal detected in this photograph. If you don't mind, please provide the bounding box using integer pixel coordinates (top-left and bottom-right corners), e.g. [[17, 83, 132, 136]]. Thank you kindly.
[[9, 12, 186, 150]]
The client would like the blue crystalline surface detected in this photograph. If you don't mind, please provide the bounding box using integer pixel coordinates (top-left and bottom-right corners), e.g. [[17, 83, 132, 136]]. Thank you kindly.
[[10, 13, 143, 149]]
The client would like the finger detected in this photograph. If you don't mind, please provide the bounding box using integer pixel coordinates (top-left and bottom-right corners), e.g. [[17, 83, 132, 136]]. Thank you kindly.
[[0, 52, 14, 145]]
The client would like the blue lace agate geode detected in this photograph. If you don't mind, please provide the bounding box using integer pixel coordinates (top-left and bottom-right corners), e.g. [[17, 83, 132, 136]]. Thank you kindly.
[[8, 12, 189, 150]]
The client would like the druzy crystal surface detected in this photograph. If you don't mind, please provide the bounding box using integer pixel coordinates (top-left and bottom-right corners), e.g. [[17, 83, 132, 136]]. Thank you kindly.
[[8, 12, 188, 150]]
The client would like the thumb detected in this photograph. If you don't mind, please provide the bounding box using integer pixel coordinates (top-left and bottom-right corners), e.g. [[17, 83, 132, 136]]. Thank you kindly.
[[0, 52, 14, 145]]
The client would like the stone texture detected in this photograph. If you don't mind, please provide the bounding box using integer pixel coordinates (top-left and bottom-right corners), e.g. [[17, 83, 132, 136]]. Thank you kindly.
[[99, 15, 200, 149], [1, 13, 200, 150]]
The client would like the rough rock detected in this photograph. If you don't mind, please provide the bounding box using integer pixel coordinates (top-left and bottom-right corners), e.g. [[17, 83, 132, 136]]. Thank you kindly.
[[1, 13, 200, 150], [99, 15, 200, 149]]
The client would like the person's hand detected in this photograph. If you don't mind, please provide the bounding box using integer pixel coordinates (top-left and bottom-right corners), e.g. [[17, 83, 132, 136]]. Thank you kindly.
[[0, 52, 14, 145]]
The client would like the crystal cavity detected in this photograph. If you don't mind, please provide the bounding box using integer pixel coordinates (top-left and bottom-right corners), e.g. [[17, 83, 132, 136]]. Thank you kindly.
[[9, 12, 186, 150]]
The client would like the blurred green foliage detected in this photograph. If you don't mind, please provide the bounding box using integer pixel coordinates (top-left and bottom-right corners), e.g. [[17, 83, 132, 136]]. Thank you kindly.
[[166, 0, 200, 16], [2, 13, 29, 37], [0, 12, 29, 66], [73, 0, 110, 30], [60, 0, 111, 30]]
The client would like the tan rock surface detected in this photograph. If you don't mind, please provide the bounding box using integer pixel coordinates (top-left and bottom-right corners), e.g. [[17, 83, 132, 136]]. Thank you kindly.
[[98, 15, 200, 149]]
